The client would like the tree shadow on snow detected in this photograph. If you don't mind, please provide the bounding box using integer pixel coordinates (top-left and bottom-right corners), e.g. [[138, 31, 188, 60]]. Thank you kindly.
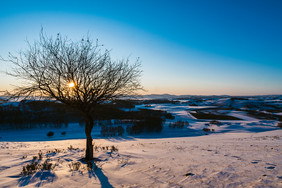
[[85, 161, 114, 188], [18, 170, 57, 187]]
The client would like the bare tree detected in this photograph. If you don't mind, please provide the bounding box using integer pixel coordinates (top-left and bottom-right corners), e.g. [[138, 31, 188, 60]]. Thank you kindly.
[[1, 30, 143, 161]]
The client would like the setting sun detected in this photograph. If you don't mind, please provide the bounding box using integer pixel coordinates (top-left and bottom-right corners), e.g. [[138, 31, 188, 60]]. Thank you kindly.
[[68, 82, 75, 88]]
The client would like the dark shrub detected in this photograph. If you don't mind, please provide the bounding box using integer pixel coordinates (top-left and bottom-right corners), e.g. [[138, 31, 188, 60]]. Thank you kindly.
[[47, 131, 54, 137], [277, 122, 282, 128], [203, 128, 211, 132], [21, 159, 54, 175], [210, 120, 222, 125], [117, 126, 124, 136], [110, 145, 118, 153], [101, 125, 124, 137], [68, 162, 81, 171], [61, 131, 66, 135], [38, 150, 43, 160], [127, 116, 163, 134], [165, 113, 175, 120], [41, 159, 54, 170], [21, 162, 38, 175], [169, 120, 189, 128]]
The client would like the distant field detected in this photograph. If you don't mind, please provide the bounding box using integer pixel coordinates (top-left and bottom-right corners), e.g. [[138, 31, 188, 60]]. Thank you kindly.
[[247, 110, 282, 121], [190, 112, 241, 120]]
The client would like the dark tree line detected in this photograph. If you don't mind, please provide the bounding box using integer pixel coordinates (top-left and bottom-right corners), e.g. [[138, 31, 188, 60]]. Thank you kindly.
[[0, 100, 174, 127]]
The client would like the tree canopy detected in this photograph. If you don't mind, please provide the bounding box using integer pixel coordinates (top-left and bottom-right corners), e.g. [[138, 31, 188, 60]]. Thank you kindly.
[[1, 30, 143, 160]]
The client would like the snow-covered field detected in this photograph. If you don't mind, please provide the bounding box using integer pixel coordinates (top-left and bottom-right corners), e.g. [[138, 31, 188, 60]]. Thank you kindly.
[[0, 95, 281, 187], [0, 130, 281, 187]]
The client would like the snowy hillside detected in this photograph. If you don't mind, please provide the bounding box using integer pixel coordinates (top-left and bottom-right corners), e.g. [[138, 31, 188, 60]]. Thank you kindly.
[[0, 130, 281, 187]]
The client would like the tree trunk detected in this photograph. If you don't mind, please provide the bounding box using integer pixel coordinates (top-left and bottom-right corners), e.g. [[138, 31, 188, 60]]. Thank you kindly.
[[85, 114, 94, 161]]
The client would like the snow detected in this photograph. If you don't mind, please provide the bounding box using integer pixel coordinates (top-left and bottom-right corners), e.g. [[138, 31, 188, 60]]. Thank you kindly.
[[1, 96, 282, 187], [0, 130, 281, 187]]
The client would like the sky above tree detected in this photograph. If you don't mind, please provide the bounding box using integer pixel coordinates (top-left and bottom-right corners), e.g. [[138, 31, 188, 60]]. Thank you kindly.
[[0, 0, 281, 95]]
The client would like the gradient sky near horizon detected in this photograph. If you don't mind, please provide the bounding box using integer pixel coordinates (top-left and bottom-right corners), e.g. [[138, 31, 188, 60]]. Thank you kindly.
[[0, 0, 281, 95]]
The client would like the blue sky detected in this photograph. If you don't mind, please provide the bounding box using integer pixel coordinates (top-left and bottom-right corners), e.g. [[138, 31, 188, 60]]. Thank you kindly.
[[0, 0, 281, 95]]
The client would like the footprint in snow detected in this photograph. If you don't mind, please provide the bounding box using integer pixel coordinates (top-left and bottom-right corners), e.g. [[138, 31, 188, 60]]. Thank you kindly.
[[185, 173, 195, 177], [231, 156, 241, 160], [251, 160, 262, 164], [266, 163, 276, 166], [265, 163, 276, 169]]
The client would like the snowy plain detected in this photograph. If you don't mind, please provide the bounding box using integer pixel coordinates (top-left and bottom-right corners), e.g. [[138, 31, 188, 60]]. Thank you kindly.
[[0, 95, 281, 187]]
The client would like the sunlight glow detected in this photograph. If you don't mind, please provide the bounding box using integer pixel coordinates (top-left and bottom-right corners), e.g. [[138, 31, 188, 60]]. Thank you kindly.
[[68, 82, 75, 88]]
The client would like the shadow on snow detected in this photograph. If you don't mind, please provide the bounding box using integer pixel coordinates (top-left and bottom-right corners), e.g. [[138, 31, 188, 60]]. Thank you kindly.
[[18, 170, 56, 187]]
